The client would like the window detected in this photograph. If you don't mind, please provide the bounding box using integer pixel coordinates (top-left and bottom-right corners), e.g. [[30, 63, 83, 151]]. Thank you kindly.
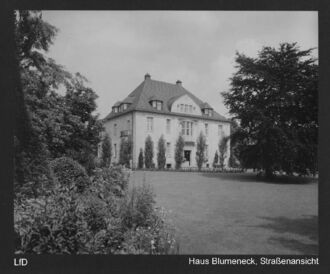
[[180, 104, 184, 112], [204, 108, 212, 117], [113, 107, 118, 113], [114, 144, 117, 158], [205, 145, 208, 159], [166, 142, 171, 157], [181, 121, 193, 136], [184, 104, 188, 113], [120, 104, 128, 111], [114, 124, 117, 136], [218, 125, 223, 136], [205, 123, 208, 136], [127, 120, 130, 131], [147, 117, 153, 132], [166, 119, 171, 134], [151, 100, 163, 110], [189, 105, 192, 113]]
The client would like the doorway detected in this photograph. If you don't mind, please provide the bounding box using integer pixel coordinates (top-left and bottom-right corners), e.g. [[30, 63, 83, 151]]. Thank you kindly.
[[184, 150, 191, 166]]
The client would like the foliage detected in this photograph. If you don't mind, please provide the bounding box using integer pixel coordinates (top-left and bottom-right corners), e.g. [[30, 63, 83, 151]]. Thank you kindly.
[[174, 135, 185, 169], [213, 151, 219, 168], [228, 119, 241, 168], [92, 166, 129, 198], [195, 132, 207, 171], [15, 166, 177, 254], [144, 136, 154, 169], [49, 157, 90, 194], [119, 136, 133, 168], [157, 135, 166, 169], [221, 43, 318, 177], [120, 184, 177, 254], [219, 137, 229, 170], [14, 10, 103, 195], [100, 133, 112, 167], [138, 148, 144, 169]]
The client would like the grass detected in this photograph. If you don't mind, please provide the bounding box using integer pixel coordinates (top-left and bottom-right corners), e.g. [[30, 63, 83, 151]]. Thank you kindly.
[[129, 171, 318, 255]]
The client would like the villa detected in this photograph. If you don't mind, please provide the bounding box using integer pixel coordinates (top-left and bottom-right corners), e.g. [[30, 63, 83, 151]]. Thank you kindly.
[[102, 74, 231, 168]]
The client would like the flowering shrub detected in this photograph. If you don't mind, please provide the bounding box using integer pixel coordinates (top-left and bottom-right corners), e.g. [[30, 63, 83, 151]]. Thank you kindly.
[[14, 162, 177, 254]]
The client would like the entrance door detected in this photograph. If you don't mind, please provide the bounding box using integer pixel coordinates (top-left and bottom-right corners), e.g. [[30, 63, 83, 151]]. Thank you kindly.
[[184, 150, 191, 166]]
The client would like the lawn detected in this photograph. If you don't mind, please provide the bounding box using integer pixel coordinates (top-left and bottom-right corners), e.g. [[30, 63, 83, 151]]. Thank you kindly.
[[129, 171, 318, 255]]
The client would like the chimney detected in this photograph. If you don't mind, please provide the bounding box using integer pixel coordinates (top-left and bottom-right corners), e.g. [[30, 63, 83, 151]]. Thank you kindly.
[[176, 80, 182, 86], [144, 73, 151, 80]]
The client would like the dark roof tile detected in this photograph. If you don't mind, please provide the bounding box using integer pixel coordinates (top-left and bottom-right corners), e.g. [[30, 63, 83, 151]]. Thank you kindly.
[[104, 78, 229, 122]]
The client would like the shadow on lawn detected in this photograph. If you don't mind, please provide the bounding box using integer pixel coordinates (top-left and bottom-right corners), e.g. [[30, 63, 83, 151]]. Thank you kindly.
[[200, 172, 317, 185], [258, 215, 318, 254]]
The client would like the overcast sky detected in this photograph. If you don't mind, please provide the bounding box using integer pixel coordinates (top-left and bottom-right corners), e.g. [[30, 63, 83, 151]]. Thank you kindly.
[[43, 11, 318, 119]]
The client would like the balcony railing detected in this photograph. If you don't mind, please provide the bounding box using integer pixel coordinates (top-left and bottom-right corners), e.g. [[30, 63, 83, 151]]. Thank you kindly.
[[120, 130, 131, 137]]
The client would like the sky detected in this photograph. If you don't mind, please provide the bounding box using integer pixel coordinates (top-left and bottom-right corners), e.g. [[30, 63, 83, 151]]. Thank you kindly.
[[42, 11, 318, 119]]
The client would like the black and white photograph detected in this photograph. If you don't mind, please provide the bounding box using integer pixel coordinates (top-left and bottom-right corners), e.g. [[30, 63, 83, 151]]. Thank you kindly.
[[12, 10, 318, 257]]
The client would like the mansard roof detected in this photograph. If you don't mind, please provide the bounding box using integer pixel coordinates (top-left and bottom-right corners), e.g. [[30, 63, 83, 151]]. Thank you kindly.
[[104, 76, 229, 122]]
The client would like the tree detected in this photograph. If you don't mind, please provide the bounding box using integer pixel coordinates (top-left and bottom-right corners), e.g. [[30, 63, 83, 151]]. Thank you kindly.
[[138, 148, 144, 169], [219, 137, 229, 170], [195, 132, 207, 171], [157, 135, 166, 169], [13, 10, 103, 192], [100, 133, 112, 168], [221, 43, 318, 178], [228, 119, 240, 168], [119, 136, 133, 168], [174, 135, 185, 169], [144, 136, 154, 169], [213, 151, 219, 168]]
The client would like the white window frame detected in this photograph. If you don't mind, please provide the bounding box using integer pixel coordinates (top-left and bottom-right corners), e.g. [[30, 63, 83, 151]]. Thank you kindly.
[[147, 117, 153, 132], [166, 142, 171, 158]]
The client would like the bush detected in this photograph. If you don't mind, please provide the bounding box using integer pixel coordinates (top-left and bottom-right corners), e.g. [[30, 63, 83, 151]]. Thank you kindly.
[[119, 184, 177, 254], [196, 131, 207, 171], [100, 133, 112, 167], [157, 135, 166, 169], [120, 184, 155, 229], [49, 157, 90, 193], [213, 151, 219, 168], [175, 135, 184, 169], [138, 148, 144, 169], [92, 166, 129, 198], [15, 165, 177, 254], [144, 136, 154, 169]]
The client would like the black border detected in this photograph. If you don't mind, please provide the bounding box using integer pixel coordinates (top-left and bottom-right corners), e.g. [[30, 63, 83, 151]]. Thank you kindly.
[[1, 0, 330, 273]]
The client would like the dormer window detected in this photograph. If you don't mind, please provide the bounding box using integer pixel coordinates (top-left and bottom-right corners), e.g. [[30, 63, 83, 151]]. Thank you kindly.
[[112, 101, 121, 113], [119, 103, 130, 112], [150, 100, 163, 110], [201, 102, 213, 117], [203, 108, 213, 117]]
